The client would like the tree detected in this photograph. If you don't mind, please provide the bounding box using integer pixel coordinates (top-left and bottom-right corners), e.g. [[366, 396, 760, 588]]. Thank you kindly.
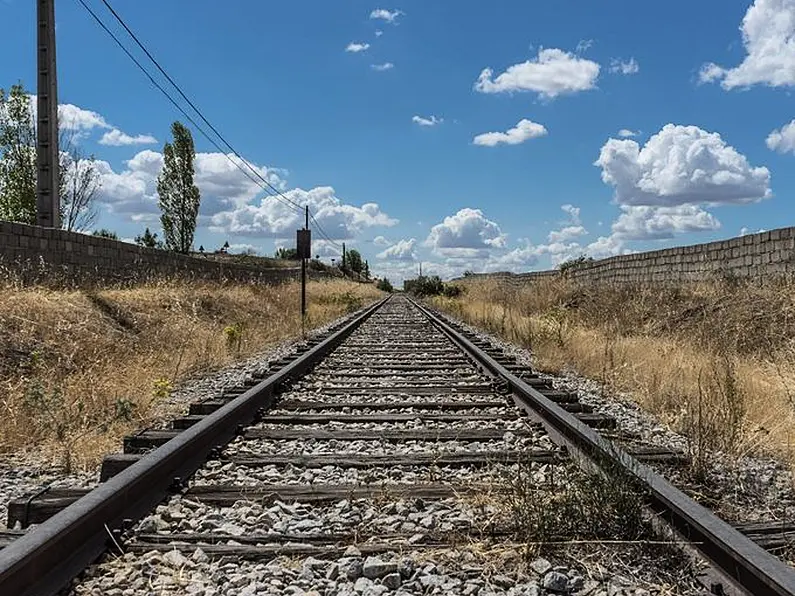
[[376, 278, 394, 292], [157, 121, 200, 254], [275, 247, 298, 259], [0, 82, 102, 229], [346, 248, 364, 274], [364, 260, 370, 280], [135, 227, 163, 249], [59, 128, 101, 232], [0, 84, 36, 224], [92, 228, 118, 240]]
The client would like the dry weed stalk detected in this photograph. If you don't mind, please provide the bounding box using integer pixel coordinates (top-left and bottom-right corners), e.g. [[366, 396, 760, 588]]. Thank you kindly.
[[432, 276, 795, 465], [0, 277, 381, 468]]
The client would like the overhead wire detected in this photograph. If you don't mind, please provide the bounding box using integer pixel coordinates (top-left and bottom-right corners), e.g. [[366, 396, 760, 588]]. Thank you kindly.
[[78, 0, 346, 259], [75, 0, 303, 216], [96, 0, 304, 213]]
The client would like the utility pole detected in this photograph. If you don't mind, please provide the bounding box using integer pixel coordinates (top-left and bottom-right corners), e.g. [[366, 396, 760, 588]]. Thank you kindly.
[[301, 206, 308, 319], [37, 0, 60, 228], [342, 242, 346, 275]]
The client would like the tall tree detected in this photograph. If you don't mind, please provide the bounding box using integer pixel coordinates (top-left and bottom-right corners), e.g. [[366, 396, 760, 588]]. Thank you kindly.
[[157, 121, 200, 253], [135, 227, 163, 249], [346, 248, 364, 274], [59, 127, 101, 232], [0, 84, 36, 224], [0, 82, 102, 229]]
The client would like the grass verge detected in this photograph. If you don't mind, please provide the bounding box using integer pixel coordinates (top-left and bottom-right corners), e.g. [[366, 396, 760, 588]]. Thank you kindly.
[[431, 277, 795, 469], [0, 278, 381, 470]]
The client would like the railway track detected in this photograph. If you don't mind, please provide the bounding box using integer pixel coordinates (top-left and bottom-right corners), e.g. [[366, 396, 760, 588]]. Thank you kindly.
[[1, 295, 795, 595]]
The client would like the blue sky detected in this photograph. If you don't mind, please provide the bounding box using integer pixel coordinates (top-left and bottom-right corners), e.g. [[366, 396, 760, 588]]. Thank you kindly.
[[2, 0, 795, 281]]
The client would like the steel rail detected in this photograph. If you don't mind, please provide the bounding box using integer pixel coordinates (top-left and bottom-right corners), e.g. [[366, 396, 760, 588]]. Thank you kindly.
[[412, 299, 795, 596], [0, 296, 388, 596]]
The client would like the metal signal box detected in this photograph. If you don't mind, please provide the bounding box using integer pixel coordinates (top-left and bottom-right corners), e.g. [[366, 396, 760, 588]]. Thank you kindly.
[[297, 229, 312, 259]]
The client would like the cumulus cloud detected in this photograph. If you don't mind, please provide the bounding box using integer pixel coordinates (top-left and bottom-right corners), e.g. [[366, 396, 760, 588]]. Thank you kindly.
[[346, 42, 370, 53], [474, 48, 600, 99], [425, 208, 506, 257], [617, 129, 638, 138], [99, 129, 157, 146], [609, 57, 639, 75], [548, 225, 587, 243], [767, 119, 795, 153], [611, 205, 721, 241], [473, 119, 548, 146], [377, 238, 417, 260], [371, 62, 394, 71], [560, 204, 581, 224], [370, 8, 403, 23], [700, 0, 795, 89], [56, 102, 111, 132], [594, 124, 771, 207], [583, 235, 625, 259], [412, 115, 443, 127], [95, 149, 392, 241], [373, 235, 391, 246], [375, 30, 384, 37], [210, 186, 397, 239]]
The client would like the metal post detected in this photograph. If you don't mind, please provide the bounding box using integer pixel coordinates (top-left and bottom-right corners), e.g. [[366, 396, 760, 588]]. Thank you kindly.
[[301, 206, 308, 319], [37, 0, 60, 228], [342, 242, 346, 275]]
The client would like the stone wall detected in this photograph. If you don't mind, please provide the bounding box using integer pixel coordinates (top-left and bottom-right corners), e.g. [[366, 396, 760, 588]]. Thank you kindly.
[[0, 221, 314, 286], [568, 226, 795, 284], [455, 227, 795, 285]]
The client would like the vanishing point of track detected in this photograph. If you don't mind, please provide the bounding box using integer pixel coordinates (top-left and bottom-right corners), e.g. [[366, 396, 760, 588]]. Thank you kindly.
[[1, 295, 794, 595]]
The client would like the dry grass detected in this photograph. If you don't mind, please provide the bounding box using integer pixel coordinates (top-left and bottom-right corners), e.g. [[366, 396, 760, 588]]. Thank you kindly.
[[0, 278, 381, 470], [432, 277, 795, 467]]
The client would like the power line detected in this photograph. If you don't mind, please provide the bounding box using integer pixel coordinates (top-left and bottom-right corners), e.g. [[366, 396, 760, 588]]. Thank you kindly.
[[96, 0, 304, 213], [309, 213, 343, 250], [80, 0, 347, 260], [75, 0, 302, 215]]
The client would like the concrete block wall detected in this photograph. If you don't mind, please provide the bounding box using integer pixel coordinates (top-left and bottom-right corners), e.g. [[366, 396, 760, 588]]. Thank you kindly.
[[0, 221, 304, 286], [568, 226, 795, 284]]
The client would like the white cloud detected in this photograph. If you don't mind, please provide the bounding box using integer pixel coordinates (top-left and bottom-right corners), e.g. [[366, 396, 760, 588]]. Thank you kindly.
[[617, 129, 638, 138], [548, 225, 587, 243], [370, 8, 403, 23], [560, 204, 581, 224], [99, 129, 158, 146], [371, 62, 394, 71], [611, 205, 721, 241], [473, 119, 547, 146], [425, 208, 506, 257], [609, 57, 639, 75], [474, 48, 600, 99], [210, 186, 397, 239], [95, 149, 286, 223], [700, 0, 795, 89], [576, 39, 594, 53], [698, 62, 726, 84], [766, 119, 795, 153], [56, 102, 111, 132], [377, 238, 417, 261], [594, 124, 771, 207], [375, 30, 384, 37], [412, 115, 443, 127], [583, 235, 625, 259], [346, 42, 370, 53], [373, 235, 391, 246]]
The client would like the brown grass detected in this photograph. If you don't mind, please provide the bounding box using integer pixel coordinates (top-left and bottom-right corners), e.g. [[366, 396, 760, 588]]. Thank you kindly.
[[432, 277, 795, 467], [0, 278, 381, 470]]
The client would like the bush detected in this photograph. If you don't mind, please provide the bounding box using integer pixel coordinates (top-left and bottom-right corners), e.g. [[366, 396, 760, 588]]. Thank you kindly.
[[376, 278, 394, 293], [404, 275, 462, 298], [558, 254, 594, 274]]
